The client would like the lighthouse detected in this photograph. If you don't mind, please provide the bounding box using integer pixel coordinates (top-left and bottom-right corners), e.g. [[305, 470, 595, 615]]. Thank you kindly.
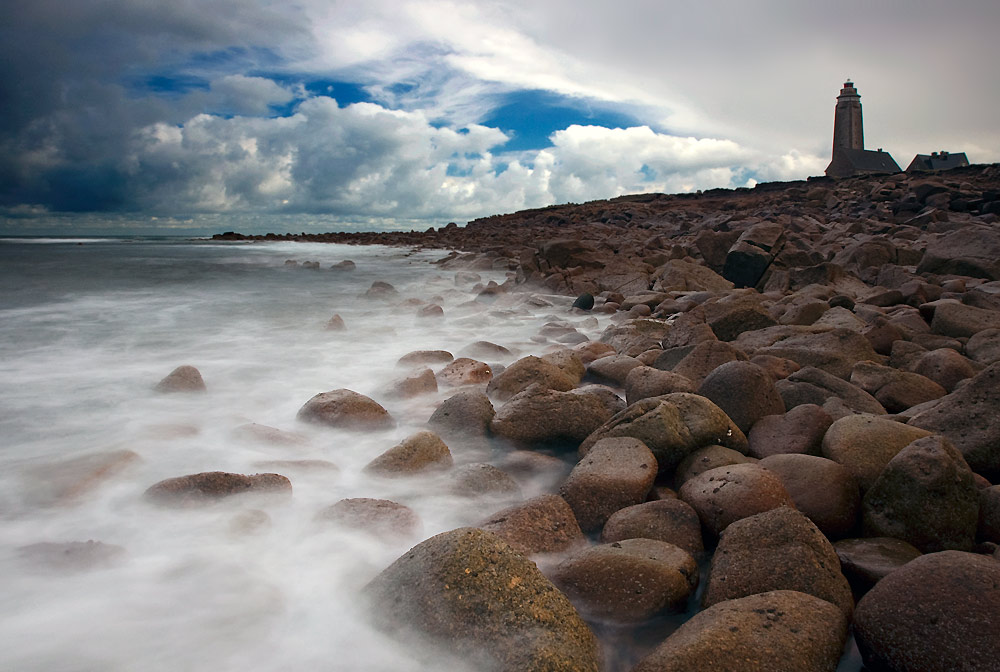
[[824, 80, 900, 178]]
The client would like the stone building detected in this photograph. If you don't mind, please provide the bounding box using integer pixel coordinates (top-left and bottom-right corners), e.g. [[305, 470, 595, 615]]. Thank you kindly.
[[906, 151, 970, 172], [824, 81, 901, 178]]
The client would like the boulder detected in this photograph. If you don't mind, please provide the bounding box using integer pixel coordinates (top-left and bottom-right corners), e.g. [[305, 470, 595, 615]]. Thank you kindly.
[[437, 357, 493, 387], [702, 506, 854, 616], [579, 393, 747, 475], [675, 445, 756, 487], [697, 361, 785, 433], [908, 361, 1000, 478], [678, 464, 795, 538], [930, 300, 1000, 338], [459, 341, 513, 360], [821, 414, 932, 492], [490, 386, 616, 447], [363, 431, 453, 477], [978, 485, 1000, 544], [722, 240, 773, 289], [559, 437, 657, 532], [363, 280, 399, 300], [427, 390, 495, 442], [540, 349, 586, 384], [915, 226, 1000, 279], [154, 365, 206, 393], [601, 498, 704, 555], [747, 404, 832, 458], [862, 435, 979, 552], [586, 354, 643, 386], [599, 319, 673, 357], [478, 494, 585, 556], [364, 527, 600, 672], [854, 551, 1000, 672], [448, 463, 522, 501], [703, 294, 779, 342], [486, 355, 575, 401], [383, 367, 438, 399], [653, 257, 734, 292], [144, 472, 291, 506], [910, 347, 977, 392], [849, 360, 946, 413], [776, 366, 886, 417], [752, 328, 882, 380], [833, 537, 922, 596], [317, 498, 422, 538], [396, 349, 454, 368], [759, 454, 860, 539], [623, 366, 695, 405], [296, 389, 394, 430], [550, 539, 698, 624], [630, 590, 848, 672], [325, 314, 346, 330], [669, 341, 750, 387]]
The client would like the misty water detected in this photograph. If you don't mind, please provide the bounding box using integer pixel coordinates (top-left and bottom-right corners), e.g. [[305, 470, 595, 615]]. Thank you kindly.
[[0, 236, 614, 671]]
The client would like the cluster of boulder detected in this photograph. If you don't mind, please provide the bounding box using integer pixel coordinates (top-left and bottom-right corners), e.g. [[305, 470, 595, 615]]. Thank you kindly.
[[154, 164, 1000, 669]]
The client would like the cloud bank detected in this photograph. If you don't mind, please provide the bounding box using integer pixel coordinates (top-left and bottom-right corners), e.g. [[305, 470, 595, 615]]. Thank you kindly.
[[1, 0, 997, 232]]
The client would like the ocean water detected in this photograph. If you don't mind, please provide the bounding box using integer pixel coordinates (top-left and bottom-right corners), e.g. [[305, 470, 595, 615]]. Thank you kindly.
[[0, 237, 610, 671]]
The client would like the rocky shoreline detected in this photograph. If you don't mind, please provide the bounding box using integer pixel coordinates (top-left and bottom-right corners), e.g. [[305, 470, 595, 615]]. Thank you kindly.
[[206, 164, 1000, 670]]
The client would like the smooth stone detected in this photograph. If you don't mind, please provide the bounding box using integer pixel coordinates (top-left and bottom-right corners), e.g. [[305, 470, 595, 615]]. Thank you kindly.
[[678, 464, 795, 538], [478, 494, 585, 556], [601, 498, 704, 555]]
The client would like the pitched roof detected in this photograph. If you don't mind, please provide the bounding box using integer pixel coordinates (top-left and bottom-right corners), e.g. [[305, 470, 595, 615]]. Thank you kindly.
[[906, 152, 970, 172], [825, 148, 901, 178]]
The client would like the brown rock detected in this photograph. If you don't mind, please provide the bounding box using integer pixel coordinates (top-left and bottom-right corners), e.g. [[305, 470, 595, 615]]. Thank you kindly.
[[580, 392, 748, 475], [623, 366, 695, 405], [427, 390, 495, 443], [486, 355, 574, 400], [383, 367, 438, 399], [550, 539, 698, 623], [586, 353, 643, 386], [776, 366, 886, 417], [396, 349, 454, 368], [930, 300, 1000, 338], [601, 498, 704, 555], [479, 494, 585, 556], [670, 340, 749, 387], [697, 360, 785, 433], [834, 537, 922, 596], [437, 357, 493, 387], [364, 431, 453, 477], [849, 360, 947, 413], [363, 527, 601, 672], [154, 365, 206, 393], [703, 294, 779, 341], [821, 414, 932, 492], [296, 389, 394, 430], [748, 353, 801, 380], [571, 341, 616, 365], [540, 349, 586, 384], [490, 386, 616, 447], [854, 550, 1000, 672], [747, 404, 832, 458], [678, 464, 795, 538], [631, 590, 848, 672], [759, 454, 860, 539], [324, 314, 346, 331], [702, 506, 854, 617], [675, 445, 756, 487], [559, 437, 657, 532], [144, 471, 291, 506], [978, 485, 1000, 543], [908, 362, 1000, 479], [910, 347, 977, 392], [966, 328, 1000, 365], [459, 340, 513, 360], [317, 497, 421, 537], [448, 463, 522, 501], [753, 327, 882, 380], [862, 435, 979, 552]]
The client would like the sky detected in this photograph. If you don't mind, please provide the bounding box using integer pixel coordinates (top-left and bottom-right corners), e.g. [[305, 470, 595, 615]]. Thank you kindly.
[[1, 0, 998, 234]]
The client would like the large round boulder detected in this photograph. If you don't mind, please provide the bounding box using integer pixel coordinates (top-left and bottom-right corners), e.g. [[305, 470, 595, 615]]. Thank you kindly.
[[486, 355, 576, 401], [624, 366, 695, 405], [296, 389, 394, 430], [759, 454, 860, 539], [363, 527, 601, 672], [363, 431, 453, 477], [854, 550, 1000, 672], [702, 506, 854, 617], [747, 403, 832, 458], [426, 390, 495, 443], [674, 445, 756, 487], [678, 463, 795, 538], [600, 498, 704, 555], [144, 471, 291, 506], [833, 537, 922, 597], [478, 494, 585, 556], [908, 361, 1000, 479], [697, 361, 785, 433], [630, 590, 848, 672], [550, 539, 698, 624], [490, 386, 616, 447], [579, 393, 747, 475], [821, 414, 932, 492], [862, 435, 979, 552], [558, 437, 657, 532], [316, 497, 422, 538]]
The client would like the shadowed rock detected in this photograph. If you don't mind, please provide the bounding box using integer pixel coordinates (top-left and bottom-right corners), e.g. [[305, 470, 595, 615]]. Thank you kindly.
[[601, 498, 704, 555]]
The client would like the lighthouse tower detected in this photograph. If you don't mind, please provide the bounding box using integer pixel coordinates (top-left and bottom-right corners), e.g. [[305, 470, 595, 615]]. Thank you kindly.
[[832, 81, 863, 153], [824, 80, 900, 177]]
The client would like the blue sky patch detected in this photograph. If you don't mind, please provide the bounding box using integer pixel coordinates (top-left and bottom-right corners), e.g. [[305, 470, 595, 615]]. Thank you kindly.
[[482, 90, 642, 151]]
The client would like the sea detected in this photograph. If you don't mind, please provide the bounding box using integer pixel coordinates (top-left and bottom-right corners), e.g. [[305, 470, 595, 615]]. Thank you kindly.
[[0, 236, 864, 671], [0, 235, 612, 671]]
